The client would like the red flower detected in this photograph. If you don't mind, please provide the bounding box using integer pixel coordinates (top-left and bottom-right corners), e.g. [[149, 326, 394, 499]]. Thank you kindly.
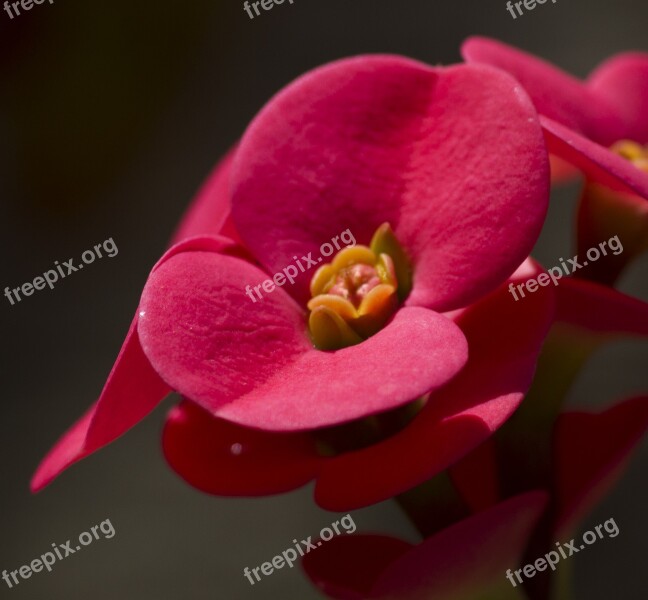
[[32, 55, 551, 509]]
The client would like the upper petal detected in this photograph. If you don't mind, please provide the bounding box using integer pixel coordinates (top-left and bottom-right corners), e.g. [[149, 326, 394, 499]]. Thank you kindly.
[[231, 55, 549, 311], [137, 248, 468, 431]]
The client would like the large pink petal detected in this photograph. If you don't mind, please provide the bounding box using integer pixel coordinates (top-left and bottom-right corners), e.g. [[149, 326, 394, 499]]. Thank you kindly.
[[542, 117, 648, 200], [138, 248, 468, 431], [31, 236, 239, 492], [231, 55, 549, 311], [314, 264, 554, 510], [371, 492, 548, 599], [461, 37, 627, 145], [162, 401, 321, 496], [553, 396, 648, 537], [588, 53, 648, 144]]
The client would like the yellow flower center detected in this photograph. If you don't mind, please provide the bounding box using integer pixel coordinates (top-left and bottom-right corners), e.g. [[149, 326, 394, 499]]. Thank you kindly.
[[308, 223, 411, 351], [611, 140, 648, 173]]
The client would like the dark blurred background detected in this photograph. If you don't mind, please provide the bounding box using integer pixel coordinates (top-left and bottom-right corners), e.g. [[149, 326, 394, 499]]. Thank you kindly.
[[1, 0, 647, 598]]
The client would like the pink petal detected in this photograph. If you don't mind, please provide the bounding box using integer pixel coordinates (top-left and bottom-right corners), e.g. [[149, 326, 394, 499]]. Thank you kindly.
[[138, 248, 468, 431], [553, 396, 648, 536], [542, 116, 648, 199], [231, 55, 549, 311], [461, 37, 627, 145], [31, 237, 239, 492], [555, 277, 648, 337], [170, 148, 242, 244], [314, 265, 554, 510], [302, 535, 412, 600], [371, 492, 548, 598], [162, 401, 321, 496], [588, 53, 648, 144]]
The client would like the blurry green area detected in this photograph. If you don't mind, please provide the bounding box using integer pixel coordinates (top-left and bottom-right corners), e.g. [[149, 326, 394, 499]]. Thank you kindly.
[[1, 0, 233, 213]]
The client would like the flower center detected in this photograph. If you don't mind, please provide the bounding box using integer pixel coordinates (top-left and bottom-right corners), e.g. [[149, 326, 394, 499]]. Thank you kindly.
[[611, 140, 648, 173], [307, 223, 411, 351]]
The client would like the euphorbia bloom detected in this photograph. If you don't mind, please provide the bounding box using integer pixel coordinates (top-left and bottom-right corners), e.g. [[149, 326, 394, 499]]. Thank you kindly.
[[462, 37, 648, 201], [32, 54, 551, 508]]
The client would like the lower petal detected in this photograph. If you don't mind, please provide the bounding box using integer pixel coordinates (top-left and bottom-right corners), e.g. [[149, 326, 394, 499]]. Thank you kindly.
[[162, 401, 321, 496]]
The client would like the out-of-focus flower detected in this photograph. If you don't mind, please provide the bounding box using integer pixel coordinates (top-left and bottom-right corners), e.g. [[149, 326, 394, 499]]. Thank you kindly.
[[302, 492, 547, 600], [462, 37, 648, 201]]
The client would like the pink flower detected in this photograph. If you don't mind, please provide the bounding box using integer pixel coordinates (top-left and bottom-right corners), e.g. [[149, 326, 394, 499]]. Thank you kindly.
[[462, 37, 648, 200], [32, 55, 551, 508]]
